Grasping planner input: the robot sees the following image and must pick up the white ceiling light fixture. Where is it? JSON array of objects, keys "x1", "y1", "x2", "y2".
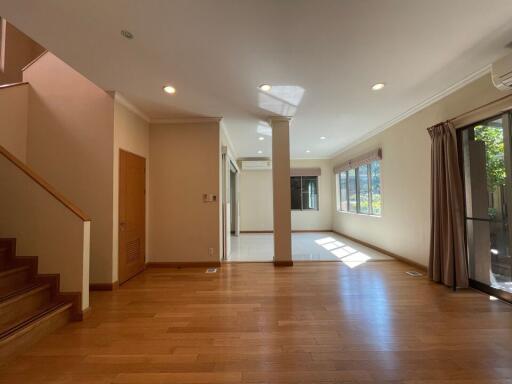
[
  {"x1": 320, "y1": 136, "x2": 327, "y2": 140},
  {"x1": 257, "y1": 150, "x2": 263, "y2": 154},
  {"x1": 371, "y1": 83, "x2": 386, "y2": 91},
  {"x1": 258, "y1": 136, "x2": 265, "y2": 141},
  {"x1": 163, "y1": 85, "x2": 176, "y2": 94},
  {"x1": 259, "y1": 84, "x2": 272, "y2": 92},
  {"x1": 306, "y1": 149, "x2": 311, "y2": 153}
]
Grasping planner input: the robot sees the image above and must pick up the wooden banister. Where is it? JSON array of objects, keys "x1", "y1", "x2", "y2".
[
  {"x1": 0, "y1": 145, "x2": 90, "y2": 221},
  {"x1": 0, "y1": 82, "x2": 28, "y2": 90}
]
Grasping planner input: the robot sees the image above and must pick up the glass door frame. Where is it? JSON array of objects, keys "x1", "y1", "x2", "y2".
[{"x1": 457, "y1": 112, "x2": 512, "y2": 304}]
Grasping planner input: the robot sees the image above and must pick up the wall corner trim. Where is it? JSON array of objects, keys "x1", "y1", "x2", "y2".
[
  {"x1": 21, "y1": 50, "x2": 49, "y2": 72},
  {"x1": 220, "y1": 120, "x2": 238, "y2": 159},
  {"x1": 151, "y1": 117, "x2": 223, "y2": 124},
  {"x1": 113, "y1": 92, "x2": 151, "y2": 122},
  {"x1": 89, "y1": 281, "x2": 119, "y2": 291},
  {"x1": 146, "y1": 261, "x2": 222, "y2": 268}
]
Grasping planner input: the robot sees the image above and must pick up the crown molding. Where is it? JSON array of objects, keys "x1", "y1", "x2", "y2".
[
  {"x1": 113, "y1": 92, "x2": 150, "y2": 123},
  {"x1": 238, "y1": 157, "x2": 272, "y2": 162},
  {"x1": 109, "y1": 93, "x2": 222, "y2": 125},
  {"x1": 268, "y1": 116, "x2": 293, "y2": 125},
  {"x1": 237, "y1": 157, "x2": 330, "y2": 162},
  {"x1": 329, "y1": 65, "x2": 491, "y2": 159},
  {"x1": 291, "y1": 156, "x2": 331, "y2": 161},
  {"x1": 110, "y1": 65, "x2": 489, "y2": 162},
  {"x1": 151, "y1": 117, "x2": 223, "y2": 124}
]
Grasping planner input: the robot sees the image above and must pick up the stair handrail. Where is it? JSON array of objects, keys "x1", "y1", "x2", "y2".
[
  {"x1": 0, "y1": 144, "x2": 90, "y2": 221},
  {"x1": 0, "y1": 82, "x2": 29, "y2": 90}
]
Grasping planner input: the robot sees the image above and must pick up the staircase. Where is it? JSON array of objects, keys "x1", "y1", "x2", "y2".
[{"x1": 0, "y1": 238, "x2": 75, "y2": 360}]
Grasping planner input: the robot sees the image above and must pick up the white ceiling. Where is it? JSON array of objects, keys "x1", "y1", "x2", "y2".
[{"x1": 2, "y1": 0, "x2": 512, "y2": 158}]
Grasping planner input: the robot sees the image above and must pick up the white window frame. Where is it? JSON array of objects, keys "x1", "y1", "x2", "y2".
[
  {"x1": 291, "y1": 175, "x2": 319, "y2": 211},
  {"x1": 337, "y1": 160, "x2": 381, "y2": 217}
]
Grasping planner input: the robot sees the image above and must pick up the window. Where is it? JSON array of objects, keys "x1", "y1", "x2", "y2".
[
  {"x1": 371, "y1": 161, "x2": 381, "y2": 215},
  {"x1": 347, "y1": 169, "x2": 357, "y2": 212},
  {"x1": 337, "y1": 160, "x2": 381, "y2": 216},
  {"x1": 290, "y1": 176, "x2": 319, "y2": 210},
  {"x1": 339, "y1": 172, "x2": 348, "y2": 211},
  {"x1": 358, "y1": 165, "x2": 369, "y2": 214}
]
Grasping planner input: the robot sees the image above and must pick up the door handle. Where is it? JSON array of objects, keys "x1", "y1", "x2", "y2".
[{"x1": 120, "y1": 222, "x2": 127, "y2": 231}]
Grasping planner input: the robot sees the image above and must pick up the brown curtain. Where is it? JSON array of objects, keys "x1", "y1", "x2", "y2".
[{"x1": 428, "y1": 122, "x2": 469, "y2": 288}]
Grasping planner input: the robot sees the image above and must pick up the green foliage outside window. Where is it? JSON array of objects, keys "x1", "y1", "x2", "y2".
[{"x1": 474, "y1": 124, "x2": 506, "y2": 193}]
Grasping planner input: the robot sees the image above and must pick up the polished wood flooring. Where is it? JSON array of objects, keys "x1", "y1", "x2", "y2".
[{"x1": 0, "y1": 261, "x2": 512, "y2": 383}]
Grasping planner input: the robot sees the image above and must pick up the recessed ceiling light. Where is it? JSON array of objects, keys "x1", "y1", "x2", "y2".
[
  {"x1": 371, "y1": 83, "x2": 385, "y2": 91},
  {"x1": 305, "y1": 149, "x2": 311, "y2": 153},
  {"x1": 163, "y1": 85, "x2": 176, "y2": 94},
  {"x1": 121, "y1": 30, "x2": 134, "y2": 39},
  {"x1": 320, "y1": 136, "x2": 327, "y2": 140},
  {"x1": 258, "y1": 136, "x2": 265, "y2": 141},
  {"x1": 257, "y1": 150, "x2": 263, "y2": 154},
  {"x1": 259, "y1": 84, "x2": 272, "y2": 92}
]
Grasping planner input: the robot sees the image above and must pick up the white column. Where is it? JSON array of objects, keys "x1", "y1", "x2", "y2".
[{"x1": 270, "y1": 117, "x2": 292, "y2": 266}]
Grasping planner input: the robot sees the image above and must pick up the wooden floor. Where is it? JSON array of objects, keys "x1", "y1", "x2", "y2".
[{"x1": 0, "y1": 261, "x2": 512, "y2": 383}]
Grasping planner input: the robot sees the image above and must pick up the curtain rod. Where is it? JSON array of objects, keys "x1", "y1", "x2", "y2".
[{"x1": 448, "y1": 92, "x2": 512, "y2": 123}]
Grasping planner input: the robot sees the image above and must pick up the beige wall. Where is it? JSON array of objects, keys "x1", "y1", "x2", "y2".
[
  {"x1": 0, "y1": 83, "x2": 28, "y2": 160},
  {"x1": 331, "y1": 74, "x2": 510, "y2": 267},
  {"x1": 23, "y1": 52, "x2": 115, "y2": 284},
  {"x1": 0, "y1": 21, "x2": 45, "y2": 85},
  {"x1": 0, "y1": 156, "x2": 89, "y2": 310},
  {"x1": 239, "y1": 159, "x2": 332, "y2": 231},
  {"x1": 149, "y1": 122, "x2": 221, "y2": 263},
  {"x1": 239, "y1": 168, "x2": 273, "y2": 231},
  {"x1": 112, "y1": 97, "x2": 150, "y2": 281}
]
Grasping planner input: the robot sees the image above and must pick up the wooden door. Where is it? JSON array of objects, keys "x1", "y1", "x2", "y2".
[{"x1": 119, "y1": 150, "x2": 146, "y2": 284}]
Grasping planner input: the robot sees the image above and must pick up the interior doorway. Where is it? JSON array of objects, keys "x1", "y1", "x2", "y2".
[
  {"x1": 459, "y1": 112, "x2": 512, "y2": 303},
  {"x1": 230, "y1": 163, "x2": 239, "y2": 236},
  {"x1": 222, "y1": 148, "x2": 239, "y2": 261},
  {"x1": 118, "y1": 149, "x2": 146, "y2": 284}
]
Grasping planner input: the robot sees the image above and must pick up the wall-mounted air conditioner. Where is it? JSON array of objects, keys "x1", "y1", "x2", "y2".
[
  {"x1": 240, "y1": 160, "x2": 272, "y2": 171},
  {"x1": 492, "y1": 52, "x2": 512, "y2": 91}
]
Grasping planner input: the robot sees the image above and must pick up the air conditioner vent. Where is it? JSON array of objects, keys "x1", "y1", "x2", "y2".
[
  {"x1": 241, "y1": 160, "x2": 272, "y2": 171},
  {"x1": 492, "y1": 52, "x2": 512, "y2": 91}
]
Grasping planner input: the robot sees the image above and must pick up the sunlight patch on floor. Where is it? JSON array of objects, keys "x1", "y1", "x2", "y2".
[
  {"x1": 228, "y1": 232, "x2": 393, "y2": 262},
  {"x1": 315, "y1": 236, "x2": 371, "y2": 268}
]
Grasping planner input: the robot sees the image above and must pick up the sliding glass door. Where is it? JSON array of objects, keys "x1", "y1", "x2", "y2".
[{"x1": 459, "y1": 113, "x2": 512, "y2": 302}]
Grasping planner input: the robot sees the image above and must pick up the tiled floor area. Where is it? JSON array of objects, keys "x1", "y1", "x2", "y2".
[{"x1": 228, "y1": 232, "x2": 393, "y2": 265}]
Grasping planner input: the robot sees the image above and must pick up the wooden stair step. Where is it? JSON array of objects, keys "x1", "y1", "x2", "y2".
[
  {"x1": 0, "y1": 281, "x2": 45, "y2": 302},
  {"x1": 0, "y1": 239, "x2": 15, "y2": 269},
  {"x1": 0, "y1": 301, "x2": 72, "y2": 361},
  {"x1": 0, "y1": 239, "x2": 77, "y2": 362},
  {"x1": 0, "y1": 283, "x2": 53, "y2": 329},
  {"x1": 0, "y1": 301, "x2": 72, "y2": 343},
  {"x1": 0, "y1": 266, "x2": 32, "y2": 295}
]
